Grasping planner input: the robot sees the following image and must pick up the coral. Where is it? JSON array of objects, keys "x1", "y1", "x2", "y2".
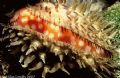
[{"x1": 104, "y1": 2, "x2": 120, "y2": 78}]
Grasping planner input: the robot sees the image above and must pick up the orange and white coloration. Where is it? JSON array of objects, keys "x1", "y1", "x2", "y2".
[
  {"x1": 12, "y1": 2, "x2": 110, "y2": 58},
  {"x1": 1, "y1": 0, "x2": 115, "y2": 78}
]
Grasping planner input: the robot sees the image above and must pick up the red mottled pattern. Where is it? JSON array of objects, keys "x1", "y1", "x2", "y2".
[{"x1": 12, "y1": 8, "x2": 110, "y2": 57}]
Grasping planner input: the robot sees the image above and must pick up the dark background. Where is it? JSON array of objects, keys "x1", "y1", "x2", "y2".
[{"x1": 0, "y1": 0, "x2": 118, "y2": 24}]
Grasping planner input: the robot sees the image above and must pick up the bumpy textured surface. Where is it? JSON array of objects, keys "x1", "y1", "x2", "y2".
[
  {"x1": 104, "y1": 2, "x2": 120, "y2": 78},
  {"x1": 1, "y1": 24, "x2": 113, "y2": 78},
  {"x1": 0, "y1": 0, "x2": 119, "y2": 78}
]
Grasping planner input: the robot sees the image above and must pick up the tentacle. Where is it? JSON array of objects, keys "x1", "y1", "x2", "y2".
[{"x1": 2, "y1": 25, "x2": 114, "y2": 78}]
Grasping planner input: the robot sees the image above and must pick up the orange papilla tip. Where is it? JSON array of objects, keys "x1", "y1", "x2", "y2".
[
  {"x1": 91, "y1": 44, "x2": 96, "y2": 51},
  {"x1": 83, "y1": 40, "x2": 91, "y2": 52},
  {"x1": 28, "y1": 20, "x2": 39, "y2": 30},
  {"x1": 59, "y1": 28, "x2": 74, "y2": 43},
  {"x1": 17, "y1": 16, "x2": 29, "y2": 26},
  {"x1": 47, "y1": 25, "x2": 61, "y2": 40},
  {"x1": 40, "y1": 19, "x2": 48, "y2": 33}
]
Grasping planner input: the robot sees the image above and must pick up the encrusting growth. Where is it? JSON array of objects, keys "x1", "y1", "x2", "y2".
[{"x1": 104, "y1": 2, "x2": 120, "y2": 78}]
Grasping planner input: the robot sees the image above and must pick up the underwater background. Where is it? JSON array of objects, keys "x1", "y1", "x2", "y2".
[{"x1": 0, "y1": 0, "x2": 120, "y2": 78}]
